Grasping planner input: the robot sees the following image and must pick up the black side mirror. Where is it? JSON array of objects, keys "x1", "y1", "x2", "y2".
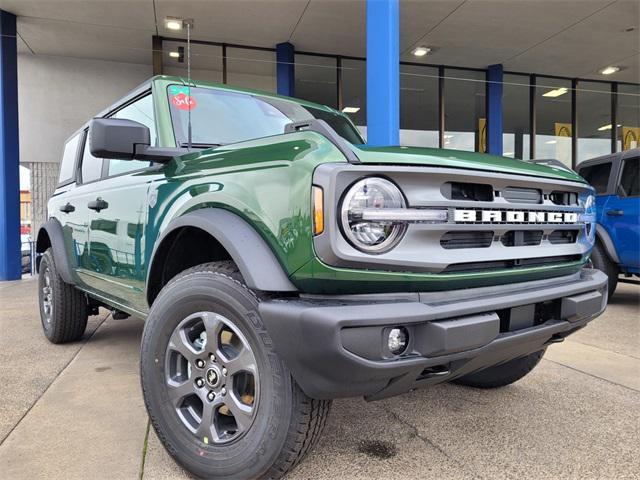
[
  {"x1": 90, "y1": 118, "x2": 150, "y2": 160},
  {"x1": 89, "y1": 118, "x2": 185, "y2": 163}
]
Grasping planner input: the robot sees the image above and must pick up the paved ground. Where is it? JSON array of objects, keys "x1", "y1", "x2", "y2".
[{"x1": 0, "y1": 277, "x2": 638, "y2": 479}]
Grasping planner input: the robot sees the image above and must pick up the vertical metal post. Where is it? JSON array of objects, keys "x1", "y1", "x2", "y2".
[
  {"x1": 366, "y1": 0, "x2": 399, "y2": 146},
  {"x1": 152, "y1": 36, "x2": 163, "y2": 75},
  {"x1": 0, "y1": 10, "x2": 21, "y2": 280},
  {"x1": 486, "y1": 64, "x2": 503, "y2": 155},
  {"x1": 438, "y1": 66, "x2": 445, "y2": 149},
  {"x1": 611, "y1": 83, "x2": 618, "y2": 152},
  {"x1": 571, "y1": 78, "x2": 577, "y2": 167},
  {"x1": 276, "y1": 42, "x2": 295, "y2": 97},
  {"x1": 336, "y1": 56, "x2": 343, "y2": 111},
  {"x1": 222, "y1": 44, "x2": 228, "y2": 84},
  {"x1": 529, "y1": 74, "x2": 536, "y2": 159}
]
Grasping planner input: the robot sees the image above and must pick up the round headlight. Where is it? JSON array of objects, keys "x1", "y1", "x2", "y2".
[{"x1": 340, "y1": 177, "x2": 407, "y2": 253}]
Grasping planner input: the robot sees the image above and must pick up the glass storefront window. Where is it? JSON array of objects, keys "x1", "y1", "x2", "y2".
[
  {"x1": 163, "y1": 41, "x2": 223, "y2": 83},
  {"x1": 444, "y1": 69, "x2": 485, "y2": 152},
  {"x1": 576, "y1": 81, "x2": 612, "y2": 163},
  {"x1": 535, "y1": 77, "x2": 572, "y2": 165},
  {"x1": 295, "y1": 55, "x2": 337, "y2": 109},
  {"x1": 400, "y1": 65, "x2": 438, "y2": 148},
  {"x1": 227, "y1": 47, "x2": 276, "y2": 92},
  {"x1": 341, "y1": 59, "x2": 366, "y2": 138},
  {"x1": 502, "y1": 74, "x2": 530, "y2": 159},
  {"x1": 617, "y1": 84, "x2": 640, "y2": 152}
]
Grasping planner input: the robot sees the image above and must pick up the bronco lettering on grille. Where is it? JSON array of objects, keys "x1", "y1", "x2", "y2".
[{"x1": 453, "y1": 209, "x2": 579, "y2": 223}]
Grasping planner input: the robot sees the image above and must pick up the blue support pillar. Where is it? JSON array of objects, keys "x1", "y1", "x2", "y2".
[
  {"x1": 366, "y1": 0, "x2": 399, "y2": 146},
  {"x1": 0, "y1": 10, "x2": 21, "y2": 280},
  {"x1": 486, "y1": 63, "x2": 503, "y2": 155},
  {"x1": 276, "y1": 42, "x2": 295, "y2": 97}
]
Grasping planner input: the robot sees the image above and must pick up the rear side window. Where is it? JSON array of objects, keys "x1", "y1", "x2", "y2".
[
  {"x1": 619, "y1": 157, "x2": 639, "y2": 197},
  {"x1": 578, "y1": 162, "x2": 611, "y2": 194},
  {"x1": 58, "y1": 134, "x2": 81, "y2": 184}
]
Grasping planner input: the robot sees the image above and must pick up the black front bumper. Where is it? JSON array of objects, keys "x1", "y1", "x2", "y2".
[{"x1": 259, "y1": 269, "x2": 608, "y2": 401}]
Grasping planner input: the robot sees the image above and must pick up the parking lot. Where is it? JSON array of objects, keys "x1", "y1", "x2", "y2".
[{"x1": 0, "y1": 277, "x2": 638, "y2": 479}]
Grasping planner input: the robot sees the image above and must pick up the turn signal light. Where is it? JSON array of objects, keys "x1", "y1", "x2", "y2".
[{"x1": 312, "y1": 186, "x2": 324, "y2": 235}]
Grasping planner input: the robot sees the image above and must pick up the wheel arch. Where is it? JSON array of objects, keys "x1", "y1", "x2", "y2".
[
  {"x1": 146, "y1": 209, "x2": 297, "y2": 306},
  {"x1": 595, "y1": 224, "x2": 620, "y2": 264},
  {"x1": 36, "y1": 219, "x2": 76, "y2": 284}
]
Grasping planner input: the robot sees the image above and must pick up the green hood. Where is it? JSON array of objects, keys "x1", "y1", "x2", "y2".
[{"x1": 354, "y1": 145, "x2": 585, "y2": 183}]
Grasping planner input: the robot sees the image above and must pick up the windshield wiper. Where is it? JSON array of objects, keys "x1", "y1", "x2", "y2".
[{"x1": 179, "y1": 142, "x2": 223, "y2": 148}]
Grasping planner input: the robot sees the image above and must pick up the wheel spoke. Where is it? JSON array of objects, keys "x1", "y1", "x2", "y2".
[
  {"x1": 201, "y1": 312, "x2": 223, "y2": 354},
  {"x1": 168, "y1": 329, "x2": 198, "y2": 364},
  {"x1": 197, "y1": 395, "x2": 223, "y2": 441},
  {"x1": 225, "y1": 346, "x2": 257, "y2": 376},
  {"x1": 166, "y1": 380, "x2": 195, "y2": 406},
  {"x1": 226, "y1": 392, "x2": 254, "y2": 433}
]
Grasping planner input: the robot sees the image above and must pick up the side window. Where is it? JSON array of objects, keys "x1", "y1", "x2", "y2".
[
  {"x1": 619, "y1": 157, "x2": 639, "y2": 197},
  {"x1": 578, "y1": 162, "x2": 611, "y2": 194},
  {"x1": 58, "y1": 134, "x2": 81, "y2": 184},
  {"x1": 80, "y1": 132, "x2": 103, "y2": 184},
  {"x1": 106, "y1": 94, "x2": 156, "y2": 177}
]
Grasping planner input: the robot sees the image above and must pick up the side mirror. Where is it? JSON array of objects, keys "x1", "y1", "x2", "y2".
[
  {"x1": 89, "y1": 118, "x2": 184, "y2": 163},
  {"x1": 90, "y1": 118, "x2": 150, "y2": 160}
]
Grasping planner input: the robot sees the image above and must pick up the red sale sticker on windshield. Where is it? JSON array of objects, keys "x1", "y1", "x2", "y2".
[{"x1": 171, "y1": 92, "x2": 197, "y2": 111}]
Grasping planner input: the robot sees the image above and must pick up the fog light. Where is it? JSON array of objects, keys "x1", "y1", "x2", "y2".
[{"x1": 388, "y1": 327, "x2": 409, "y2": 355}]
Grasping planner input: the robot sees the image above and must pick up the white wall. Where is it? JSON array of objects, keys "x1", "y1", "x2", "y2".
[{"x1": 18, "y1": 54, "x2": 152, "y2": 165}]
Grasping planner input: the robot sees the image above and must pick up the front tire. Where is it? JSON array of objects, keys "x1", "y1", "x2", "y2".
[
  {"x1": 38, "y1": 248, "x2": 88, "y2": 343},
  {"x1": 140, "y1": 262, "x2": 331, "y2": 479},
  {"x1": 453, "y1": 350, "x2": 545, "y2": 389},
  {"x1": 590, "y1": 241, "x2": 618, "y2": 297}
]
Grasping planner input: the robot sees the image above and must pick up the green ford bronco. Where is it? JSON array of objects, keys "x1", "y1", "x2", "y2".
[{"x1": 37, "y1": 76, "x2": 607, "y2": 479}]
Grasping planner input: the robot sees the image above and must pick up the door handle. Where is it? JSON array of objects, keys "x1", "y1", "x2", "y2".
[
  {"x1": 87, "y1": 198, "x2": 109, "y2": 212},
  {"x1": 59, "y1": 202, "x2": 75, "y2": 213},
  {"x1": 606, "y1": 209, "x2": 624, "y2": 216}
]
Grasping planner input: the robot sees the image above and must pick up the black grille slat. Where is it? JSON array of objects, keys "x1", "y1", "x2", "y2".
[
  {"x1": 500, "y1": 230, "x2": 543, "y2": 247},
  {"x1": 502, "y1": 187, "x2": 542, "y2": 204},
  {"x1": 441, "y1": 255, "x2": 582, "y2": 273},
  {"x1": 549, "y1": 230, "x2": 578, "y2": 244},
  {"x1": 440, "y1": 231, "x2": 493, "y2": 249}
]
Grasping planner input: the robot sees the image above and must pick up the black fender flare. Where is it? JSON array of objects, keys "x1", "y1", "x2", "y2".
[
  {"x1": 147, "y1": 209, "x2": 298, "y2": 300},
  {"x1": 595, "y1": 225, "x2": 620, "y2": 264},
  {"x1": 36, "y1": 218, "x2": 76, "y2": 284}
]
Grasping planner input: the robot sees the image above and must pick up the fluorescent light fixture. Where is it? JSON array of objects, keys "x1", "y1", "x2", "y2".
[
  {"x1": 546, "y1": 140, "x2": 557, "y2": 145},
  {"x1": 599, "y1": 66, "x2": 620, "y2": 75},
  {"x1": 342, "y1": 107, "x2": 360, "y2": 114},
  {"x1": 444, "y1": 134, "x2": 454, "y2": 139},
  {"x1": 169, "y1": 51, "x2": 180, "y2": 58},
  {"x1": 597, "y1": 123, "x2": 621, "y2": 131},
  {"x1": 542, "y1": 87, "x2": 568, "y2": 98},
  {"x1": 165, "y1": 17, "x2": 183, "y2": 30},
  {"x1": 504, "y1": 152, "x2": 514, "y2": 156},
  {"x1": 411, "y1": 46, "x2": 431, "y2": 57}
]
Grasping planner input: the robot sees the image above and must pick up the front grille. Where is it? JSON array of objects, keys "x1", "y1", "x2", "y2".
[
  {"x1": 441, "y1": 255, "x2": 582, "y2": 273},
  {"x1": 440, "y1": 231, "x2": 493, "y2": 249},
  {"x1": 549, "y1": 230, "x2": 578, "y2": 244},
  {"x1": 502, "y1": 187, "x2": 542, "y2": 204},
  {"x1": 550, "y1": 191, "x2": 579, "y2": 206},
  {"x1": 443, "y1": 182, "x2": 493, "y2": 202},
  {"x1": 500, "y1": 230, "x2": 543, "y2": 247}
]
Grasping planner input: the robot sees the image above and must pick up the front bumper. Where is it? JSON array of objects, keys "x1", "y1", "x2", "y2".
[{"x1": 259, "y1": 268, "x2": 608, "y2": 400}]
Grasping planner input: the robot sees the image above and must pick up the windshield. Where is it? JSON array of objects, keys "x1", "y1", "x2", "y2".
[{"x1": 167, "y1": 85, "x2": 363, "y2": 147}]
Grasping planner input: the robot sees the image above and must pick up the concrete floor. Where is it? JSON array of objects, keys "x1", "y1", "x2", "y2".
[{"x1": 0, "y1": 278, "x2": 638, "y2": 479}]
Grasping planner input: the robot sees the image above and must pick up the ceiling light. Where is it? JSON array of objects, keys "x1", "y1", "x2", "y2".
[
  {"x1": 165, "y1": 17, "x2": 183, "y2": 30},
  {"x1": 169, "y1": 51, "x2": 180, "y2": 58},
  {"x1": 546, "y1": 140, "x2": 557, "y2": 145},
  {"x1": 411, "y1": 46, "x2": 431, "y2": 57},
  {"x1": 597, "y1": 123, "x2": 621, "y2": 131},
  {"x1": 342, "y1": 107, "x2": 360, "y2": 113},
  {"x1": 542, "y1": 87, "x2": 568, "y2": 98},
  {"x1": 503, "y1": 152, "x2": 514, "y2": 156},
  {"x1": 599, "y1": 66, "x2": 620, "y2": 75}
]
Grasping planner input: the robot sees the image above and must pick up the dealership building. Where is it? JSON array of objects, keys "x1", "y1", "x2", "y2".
[{"x1": 0, "y1": 0, "x2": 638, "y2": 280}]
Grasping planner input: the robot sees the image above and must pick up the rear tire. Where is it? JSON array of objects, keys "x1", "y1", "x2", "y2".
[
  {"x1": 38, "y1": 248, "x2": 88, "y2": 343},
  {"x1": 453, "y1": 350, "x2": 545, "y2": 389},
  {"x1": 591, "y1": 241, "x2": 618, "y2": 297},
  {"x1": 140, "y1": 261, "x2": 331, "y2": 479}
]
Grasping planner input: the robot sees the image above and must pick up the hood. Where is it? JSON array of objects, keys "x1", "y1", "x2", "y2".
[{"x1": 354, "y1": 145, "x2": 585, "y2": 183}]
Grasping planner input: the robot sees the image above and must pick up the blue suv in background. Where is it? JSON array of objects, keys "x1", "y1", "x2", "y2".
[{"x1": 577, "y1": 150, "x2": 639, "y2": 296}]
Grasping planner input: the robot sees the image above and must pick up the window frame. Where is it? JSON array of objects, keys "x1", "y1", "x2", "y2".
[
  {"x1": 76, "y1": 128, "x2": 105, "y2": 186},
  {"x1": 56, "y1": 132, "x2": 83, "y2": 188},
  {"x1": 577, "y1": 159, "x2": 614, "y2": 195},
  {"x1": 616, "y1": 155, "x2": 639, "y2": 198}
]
